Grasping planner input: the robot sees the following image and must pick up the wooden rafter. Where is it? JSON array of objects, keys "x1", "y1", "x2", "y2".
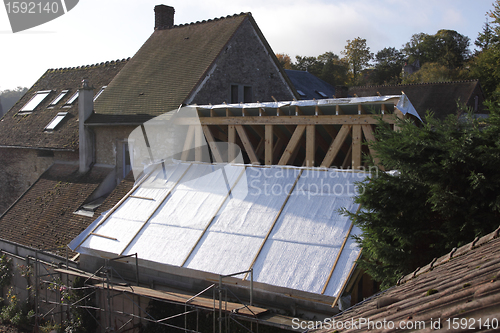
[
  {"x1": 362, "y1": 124, "x2": 385, "y2": 171},
  {"x1": 320, "y1": 124, "x2": 351, "y2": 168},
  {"x1": 265, "y1": 125, "x2": 273, "y2": 165},
  {"x1": 278, "y1": 125, "x2": 306, "y2": 165},
  {"x1": 202, "y1": 125, "x2": 223, "y2": 163},
  {"x1": 235, "y1": 125, "x2": 260, "y2": 164}
]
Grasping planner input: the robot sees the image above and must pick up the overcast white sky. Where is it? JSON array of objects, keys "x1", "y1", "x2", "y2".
[{"x1": 0, "y1": 0, "x2": 495, "y2": 91}]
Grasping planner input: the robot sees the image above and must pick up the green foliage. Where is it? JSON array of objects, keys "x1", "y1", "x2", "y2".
[
  {"x1": 341, "y1": 37, "x2": 373, "y2": 83},
  {"x1": 402, "y1": 62, "x2": 471, "y2": 84},
  {"x1": 371, "y1": 47, "x2": 404, "y2": 85},
  {"x1": 342, "y1": 105, "x2": 500, "y2": 289},
  {"x1": 0, "y1": 287, "x2": 33, "y2": 327},
  {"x1": 402, "y1": 30, "x2": 470, "y2": 70},
  {"x1": 0, "y1": 255, "x2": 13, "y2": 288}
]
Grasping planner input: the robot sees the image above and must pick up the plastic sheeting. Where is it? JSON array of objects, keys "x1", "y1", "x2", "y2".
[{"x1": 73, "y1": 162, "x2": 367, "y2": 298}]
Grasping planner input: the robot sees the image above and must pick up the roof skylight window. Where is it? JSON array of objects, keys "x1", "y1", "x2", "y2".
[
  {"x1": 316, "y1": 91, "x2": 328, "y2": 98},
  {"x1": 19, "y1": 90, "x2": 51, "y2": 112},
  {"x1": 93, "y1": 86, "x2": 107, "y2": 101},
  {"x1": 297, "y1": 90, "x2": 306, "y2": 97},
  {"x1": 44, "y1": 112, "x2": 67, "y2": 131},
  {"x1": 49, "y1": 90, "x2": 69, "y2": 106},
  {"x1": 64, "y1": 91, "x2": 79, "y2": 106}
]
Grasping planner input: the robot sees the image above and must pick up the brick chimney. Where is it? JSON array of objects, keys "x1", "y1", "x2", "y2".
[{"x1": 155, "y1": 5, "x2": 174, "y2": 30}]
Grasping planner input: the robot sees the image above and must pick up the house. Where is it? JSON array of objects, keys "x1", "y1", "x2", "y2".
[
  {"x1": 0, "y1": 60, "x2": 128, "y2": 215},
  {"x1": 285, "y1": 69, "x2": 336, "y2": 100},
  {"x1": 349, "y1": 80, "x2": 485, "y2": 120},
  {"x1": 85, "y1": 5, "x2": 297, "y2": 179},
  {"x1": 0, "y1": 4, "x2": 296, "y2": 216},
  {"x1": 311, "y1": 224, "x2": 500, "y2": 332}
]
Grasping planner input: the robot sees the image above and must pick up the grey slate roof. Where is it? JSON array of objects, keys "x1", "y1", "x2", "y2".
[
  {"x1": 285, "y1": 69, "x2": 336, "y2": 100},
  {"x1": 349, "y1": 80, "x2": 485, "y2": 120},
  {"x1": 0, "y1": 60, "x2": 128, "y2": 150}
]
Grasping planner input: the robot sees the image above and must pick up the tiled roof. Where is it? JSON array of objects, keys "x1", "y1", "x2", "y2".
[
  {"x1": 0, "y1": 163, "x2": 111, "y2": 256},
  {"x1": 93, "y1": 13, "x2": 249, "y2": 117},
  {"x1": 0, "y1": 162, "x2": 135, "y2": 257},
  {"x1": 349, "y1": 80, "x2": 485, "y2": 120},
  {"x1": 314, "y1": 225, "x2": 500, "y2": 332},
  {"x1": 0, "y1": 59, "x2": 128, "y2": 150},
  {"x1": 285, "y1": 70, "x2": 336, "y2": 100}
]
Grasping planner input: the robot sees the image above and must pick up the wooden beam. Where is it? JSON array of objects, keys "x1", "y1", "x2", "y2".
[
  {"x1": 320, "y1": 124, "x2": 351, "y2": 168},
  {"x1": 235, "y1": 125, "x2": 260, "y2": 164},
  {"x1": 342, "y1": 146, "x2": 352, "y2": 169},
  {"x1": 181, "y1": 125, "x2": 195, "y2": 161},
  {"x1": 265, "y1": 125, "x2": 273, "y2": 165},
  {"x1": 195, "y1": 125, "x2": 203, "y2": 162},
  {"x1": 278, "y1": 125, "x2": 306, "y2": 165},
  {"x1": 202, "y1": 125, "x2": 223, "y2": 163},
  {"x1": 362, "y1": 124, "x2": 385, "y2": 171},
  {"x1": 228, "y1": 125, "x2": 236, "y2": 163},
  {"x1": 352, "y1": 125, "x2": 362, "y2": 169},
  {"x1": 174, "y1": 114, "x2": 397, "y2": 126},
  {"x1": 306, "y1": 125, "x2": 315, "y2": 167}
]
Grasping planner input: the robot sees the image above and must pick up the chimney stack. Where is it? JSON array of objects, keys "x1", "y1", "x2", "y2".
[
  {"x1": 155, "y1": 5, "x2": 175, "y2": 30},
  {"x1": 79, "y1": 80, "x2": 94, "y2": 173}
]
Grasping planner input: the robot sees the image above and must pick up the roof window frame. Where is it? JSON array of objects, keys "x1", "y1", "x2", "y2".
[
  {"x1": 49, "y1": 90, "x2": 69, "y2": 107},
  {"x1": 63, "y1": 91, "x2": 79, "y2": 107},
  {"x1": 18, "y1": 90, "x2": 52, "y2": 113},
  {"x1": 44, "y1": 111, "x2": 68, "y2": 131},
  {"x1": 93, "y1": 86, "x2": 107, "y2": 101}
]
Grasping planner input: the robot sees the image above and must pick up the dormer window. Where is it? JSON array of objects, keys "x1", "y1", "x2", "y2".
[
  {"x1": 19, "y1": 90, "x2": 51, "y2": 113},
  {"x1": 44, "y1": 112, "x2": 67, "y2": 131},
  {"x1": 93, "y1": 86, "x2": 107, "y2": 101},
  {"x1": 49, "y1": 90, "x2": 69, "y2": 106},
  {"x1": 64, "y1": 91, "x2": 79, "y2": 107}
]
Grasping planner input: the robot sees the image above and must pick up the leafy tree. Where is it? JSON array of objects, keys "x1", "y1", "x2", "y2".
[
  {"x1": 317, "y1": 52, "x2": 349, "y2": 86},
  {"x1": 276, "y1": 53, "x2": 293, "y2": 69},
  {"x1": 471, "y1": 0, "x2": 500, "y2": 101},
  {"x1": 341, "y1": 37, "x2": 373, "y2": 81},
  {"x1": 370, "y1": 47, "x2": 404, "y2": 85},
  {"x1": 402, "y1": 30, "x2": 470, "y2": 70},
  {"x1": 292, "y1": 55, "x2": 323, "y2": 76},
  {"x1": 475, "y1": 19, "x2": 497, "y2": 53},
  {"x1": 342, "y1": 105, "x2": 500, "y2": 288},
  {"x1": 402, "y1": 62, "x2": 470, "y2": 84}
]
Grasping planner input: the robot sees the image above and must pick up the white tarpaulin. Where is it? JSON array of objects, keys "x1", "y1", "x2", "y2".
[{"x1": 71, "y1": 162, "x2": 367, "y2": 298}]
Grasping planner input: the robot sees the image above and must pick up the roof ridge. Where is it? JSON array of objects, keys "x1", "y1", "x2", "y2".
[
  {"x1": 169, "y1": 12, "x2": 250, "y2": 29},
  {"x1": 352, "y1": 79, "x2": 479, "y2": 89},
  {"x1": 48, "y1": 57, "x2": 131, "y2": 72},
  {"x1": 398, "y1": 224, "x2": 500, "y2": 285}
]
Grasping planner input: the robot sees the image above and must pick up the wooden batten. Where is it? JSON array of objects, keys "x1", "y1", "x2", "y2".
[{"x1": 320, "y1": 124, "x2": 351, "y2": 168}]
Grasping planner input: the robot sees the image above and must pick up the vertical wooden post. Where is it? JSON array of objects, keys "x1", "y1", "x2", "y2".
[
  {"x1": 228, "y1": 125, "x2": 236, "y2": 163},
  {"x1": 195, "y1": 125, "x2": 203, "y2": 162},
  {"x1": 265, "y1": 125, "x2": 273, "y2": 165},
  {"x1": 352, "y1": 125, "x2": 362, "y2": 169},
  {"x1": 306, "y1": 125, "x2": 315, "y2": 167}
]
